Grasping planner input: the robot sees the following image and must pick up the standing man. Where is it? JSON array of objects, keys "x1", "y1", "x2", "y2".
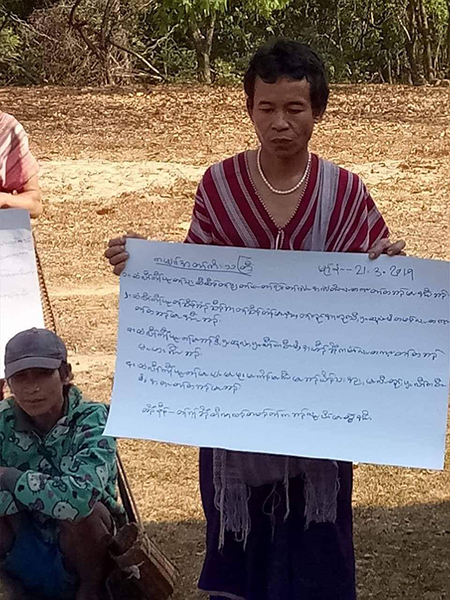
[{"x1": 105, "y1": 39, "x2": 406, "y2": 600}]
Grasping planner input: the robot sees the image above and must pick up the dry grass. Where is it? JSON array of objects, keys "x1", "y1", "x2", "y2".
[{"x1": 0, "y1": 83, "x2": 449, "y2": 600}]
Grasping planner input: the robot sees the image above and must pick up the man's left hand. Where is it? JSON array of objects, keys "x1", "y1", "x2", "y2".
[{"x1": 368, "y1": 238, "x2": 406, "y2": 260}]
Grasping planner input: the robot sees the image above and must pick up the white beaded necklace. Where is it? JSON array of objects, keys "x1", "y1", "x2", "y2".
[{"x1": 257, "y1": 147, "x2": 311, "y2": 195}]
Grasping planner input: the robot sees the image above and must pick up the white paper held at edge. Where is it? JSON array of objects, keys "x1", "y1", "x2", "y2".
[
  {"x1": 105, "y1": 239, "x2": 450, "y2": 470},
  {"x1": 0, "y1": 209, "x2": 44, "y2": 378}
]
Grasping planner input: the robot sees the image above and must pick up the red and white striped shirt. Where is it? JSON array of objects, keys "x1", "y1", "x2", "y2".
[
  {"x1": 0, "y1": 112, "x2": 39, "y2": 193},
  {"x1": 186, "y1": 152, "x2": 388, "y2": 253}
]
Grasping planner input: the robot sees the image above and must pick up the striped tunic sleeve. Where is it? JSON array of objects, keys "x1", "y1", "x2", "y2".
[
  {"x1": 0, "y1": 112, "x2": 39, "y2": 193},
  {"x1": 326, "y1": 169, "x2": 389, "y2": 253},
  {"x1": 185, "y1": 170, "x2": 213, "y2": 245}
]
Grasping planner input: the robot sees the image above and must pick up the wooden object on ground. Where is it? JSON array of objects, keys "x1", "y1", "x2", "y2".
[
  {"x1": 108, "y1": 523, "x2": 178, "y2": 600},
  {"x1": 111, "y1": 454, "x2": 179, "y2": 600}
]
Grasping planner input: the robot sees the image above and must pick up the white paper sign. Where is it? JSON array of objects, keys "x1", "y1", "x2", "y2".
[
  {"x1": 105, "y1": 240, "x2": 450, "y2": 469},
  {"x1": 0, "y1": 209, "x2": 45, "y2": 377}
]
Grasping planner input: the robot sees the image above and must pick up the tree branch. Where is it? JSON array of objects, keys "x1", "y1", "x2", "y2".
[
  {"x1": 109, "y1": 39, "x2": 165, "y2": 80},
  {"x1": 147, "y1": 23, "x2": 179, "y2": 52},
  {"x1": 0, "y1": 9, "x2": 10, "y2": 33},
  {"x1": 8, "y1": 11, "x2": 60, "y2": 42},
  {"x1": 398, "y1": 16, "x2": 412, "y2": 44},
  {"x1": 69, "y1": 0, "x2": 103, "y2": 62},
  {"x1": 69, "y1": 0, "x2": 83, "y2": 30},
  {"x1": 205, "y1": 11, "x2": 216, "y2": 50}
]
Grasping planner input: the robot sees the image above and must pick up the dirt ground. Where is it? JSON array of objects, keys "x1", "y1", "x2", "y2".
[{"x1": 0, "y1": 83, "x2": 449, "y2": 600}]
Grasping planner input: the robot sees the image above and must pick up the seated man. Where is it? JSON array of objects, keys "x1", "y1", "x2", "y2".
[{"x1": 0, "y1": 328, "x2": 123, "y2": 600}]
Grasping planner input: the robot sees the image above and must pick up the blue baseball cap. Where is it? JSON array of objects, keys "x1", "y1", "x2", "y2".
[{"x1": 5, "y1": 328, "x2": 68, "y2": 379}]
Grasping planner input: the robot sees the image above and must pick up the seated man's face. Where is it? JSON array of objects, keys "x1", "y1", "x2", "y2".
[{"x1": 8, "y1": 368, "x2": 64, "y2": 418}]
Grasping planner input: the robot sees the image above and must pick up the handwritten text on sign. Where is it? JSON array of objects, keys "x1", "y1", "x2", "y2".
[
  {"x1": 0, "y1": 209, "x2": 44, "y2": 378},
  {"x1": 105, "y1": 241, "x2": 450, "y2": 469}
]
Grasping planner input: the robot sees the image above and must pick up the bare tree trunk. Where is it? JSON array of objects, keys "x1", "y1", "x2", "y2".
[
  {"x1": 102, "y1": 0, "x2": 135, "y2": 84},
  {"x1": 100, "y1": 0, "x2": 119, "y2": 83},
  {"x1": 335, "y1": 0, "x2": 344, "y2": 52},
  {"x1": 404, "y1": 0, "x2": 423, "y2": 85},
  {"x1": 446, "y1": 0, "x2": 450, "y2": 71},
  {"x1": 387, "y1": 56, "x2": 393, "y2": 84},
  {"x1": 69, "y1": 0, "x2": 162, "y2": 84},
  {"x1": 416, "y1": 0, "x2": 434, "y2": 81},
  {"x1": 189, "y1": 11, "x2": 216, "y2": 84},
  {"x1": 70, "y1": 0, "x2": 109, "y2": 84},
  {"x1": 195, "y1": 47, "x2": 212, "y2": 84}
]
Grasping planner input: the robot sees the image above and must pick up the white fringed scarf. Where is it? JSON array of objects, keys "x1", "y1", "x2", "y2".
[
  {"x1": 213, "y1": 157, "x2": 341, "y2": 550},
  {"x1": 213, "y1": 450, "x2": 339, "y2": 549}
]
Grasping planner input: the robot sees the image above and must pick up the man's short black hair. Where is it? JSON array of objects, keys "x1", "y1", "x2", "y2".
[{"x1": 244, "y1": 39, "x2": 329, "y2": 116}]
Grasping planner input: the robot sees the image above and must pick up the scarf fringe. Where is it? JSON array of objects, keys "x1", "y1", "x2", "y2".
[
  {"x1": 214, "y1": 448, "x2": 251, "y2": 550},
  {"x1": 213, "y1": 449, "x2": 339, "y2": 550},
  {"x1": 303, "y1": 464, "x2": 340, "y2": 528}
]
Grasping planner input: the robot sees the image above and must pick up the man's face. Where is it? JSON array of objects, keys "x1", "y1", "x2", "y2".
[
  {"x1": 8, "y1": 368, "x2": 64, "y2": 418},
  {"x1": 248, "y1": 76, "x2": 320, "y2": 158}
]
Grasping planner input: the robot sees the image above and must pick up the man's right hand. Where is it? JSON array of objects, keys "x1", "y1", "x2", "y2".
[{"x1": 105, "y1": 232, "x2": 146, "y2": 276}]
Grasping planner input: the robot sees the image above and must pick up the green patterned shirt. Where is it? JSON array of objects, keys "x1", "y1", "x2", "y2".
[{"x1": 0, "y1": 386, "x2": 123, "y2": 541}]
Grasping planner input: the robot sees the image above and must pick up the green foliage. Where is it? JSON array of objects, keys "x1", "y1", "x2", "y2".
[
  {"x1": 1, "y1": 0, "x2": 60, "y2": 19},
  {"x1": 0, "y1": 25, "x2": 24, "y2": 84},
  {"x1": 0, "y1": 2, "x2": 116, "y2": 85},
  {"x1": 157, "y1": 0, "x2": 289, "y2": 18},
  {"x1": 1, "y1": 0, "x2": 449, "y2": 85}
]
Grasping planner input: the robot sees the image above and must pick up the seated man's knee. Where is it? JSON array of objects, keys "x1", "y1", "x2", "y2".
[
  {"x1": 58, "y1": 503, "x2": 113, "y2": 591},
  {"x1": 0, "y1": 516, "x2": 15, "y2": 558},
  {"x1": 59, "y1": 502, "x2": 113, "y2": 543},
  {"x1": 89, "y1": 501, "x2": 114, "y2": 529}
]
